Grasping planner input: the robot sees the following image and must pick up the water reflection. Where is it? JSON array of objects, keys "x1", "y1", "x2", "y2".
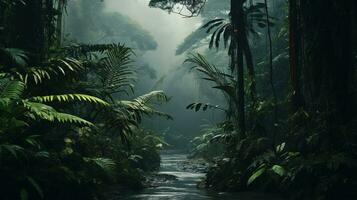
[{"x1": 115, "y1": 151, "x2": 282, "y2": 200}]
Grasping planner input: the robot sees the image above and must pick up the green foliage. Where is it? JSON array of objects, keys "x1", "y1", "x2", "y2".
[
  {"x1": 30, "y1": 94, "x2": 109, "y2": 106},
  {"x1": 189, "y1": 122, "x2": 229, "y2": 161},
  {"x1": 247, "y1": 166, "x2": 266, "y2": 186},
  {"x1": 186, "y1": 102, "x2": 225, "y2": 112},
  {"x1": 149, "y1": 0, "x2": 206, "y2": 17},
  {"x1": 0, "y1": 78, "x2": 110, "y2": 128},
  {"x1": 186, "y1": 53, "x2": 235, "y2": 99},
  {"x1": 23, "y1": 101, "x2": 94, "y2": 126},
  {"x1": 200, "y1": 2, "x2": 275, "y2": 58},
  {"x1": 99, "y1": 43, "x2": 136, "y2": 94},
  {"x1": 128, "y1": 129, "x2": 167, "y2": 171},
  {"x1": 0, "y1": 0, "x2": 173, "y2": 199},
  {"x1": 118, "y1": 90, "x2": 172, "y2": 120},
  {"x1": 84, "y1": 157, "x2": 117, "y2": 175},
  {"x1": 175, "y1": 2, "x2": 274, "y2": 55},
  {"x1": 0, "y1": 47, "x2": 85, "y2": 85},
  {"x1": 0, "y1": 39, "x2": 171, "y2": 199},
  {"x1": 0, "y1": 77, "x2": 111, "y2": 198}
]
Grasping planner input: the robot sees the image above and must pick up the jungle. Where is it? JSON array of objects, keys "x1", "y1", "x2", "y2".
[{"x1": 0, "y1": 0, "x2": 356, "y2": 199}]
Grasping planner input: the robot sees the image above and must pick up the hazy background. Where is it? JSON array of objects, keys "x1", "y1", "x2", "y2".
[{"x1": 65, "y1": 0, "x2": 226, "y2": 137}]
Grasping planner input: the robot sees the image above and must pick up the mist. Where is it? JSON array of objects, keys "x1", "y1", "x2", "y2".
[{"x1": 65, "y1": 0, "x2": 226, "y2": 136}]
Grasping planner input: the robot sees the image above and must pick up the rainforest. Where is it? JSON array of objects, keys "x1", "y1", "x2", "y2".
[{"x1": 0, "y1": 0, "x2": 356, "y2": 200}]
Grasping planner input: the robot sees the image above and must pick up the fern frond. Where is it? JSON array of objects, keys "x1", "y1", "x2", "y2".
[
  {"x1": 0, "y1": 48, "x2": 28, "y2": 67},
  {"x1": 53, "y1": 113, "x2": 94, "y2": 126},
  {"x1": 117, "y1": 90, "x2": 172, "y2": 121},
  {"x1": 85, "y1": 157, "x2": 116, "y2": 174},
  {"x1": 99, "y1": 44, "x2": 136, "y2": 94},
  {"x1": 133, "y1": 90, "x2": 170, "y2": 105},
  {"x1": 0, "y1": 98, "x2": 11, "y2": 108},
  {"x1": 22, "y1": 101, "x2": 93, "y2": 126},
  {"x1": 30, "y1": 94, "x2": 109, "y2": 106},
  {"x1": 103, "y1": 108, "x2": 136, "y2": 145},
  {"x1": 0, "y1": 144, "x2": 24, "y2": 159},
  {"x1": 0, "y1": 79, "x2": 24, "y2": 99}
]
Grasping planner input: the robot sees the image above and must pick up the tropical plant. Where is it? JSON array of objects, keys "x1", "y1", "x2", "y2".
[
  {"x1": 0, "y1": 0, "x2": 177, "y2": 198},
  {"x1": 0, "y1": 73, "x2": 116, "y2": 199},
  {"x1": 186, "y1": 53, "x2": 235, "y2": 99},
  {"x1": 202, "y1": 3, "x2": 274, "y2": 51},
  {"x1": 0, "y1": 38, "x2": 172, "y2": 199},
  {"x1": 189, "y1": 122, "x2": 229, "y2": 161}
]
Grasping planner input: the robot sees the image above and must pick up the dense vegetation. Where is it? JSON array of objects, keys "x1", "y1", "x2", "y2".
[
  {"x1": 151, "y1": 0, "x2": 357, "y2": 199},
  {"x1": 0, "y1": 1, "x2": 171, "y2": 199},
  {"x1": 1, "y1": 0, "x2": 357, "y2": 200}
]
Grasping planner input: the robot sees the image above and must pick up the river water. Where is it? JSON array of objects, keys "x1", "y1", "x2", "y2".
[{"x1": 111, "y1": 151, "x2": 282, "y2": 200}]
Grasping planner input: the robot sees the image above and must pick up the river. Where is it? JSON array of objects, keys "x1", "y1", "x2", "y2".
[{"x1": 109, "y1": 151, "x2": 283, "y2": 200}]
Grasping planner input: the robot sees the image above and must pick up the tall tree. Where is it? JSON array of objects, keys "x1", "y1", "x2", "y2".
[
  {"x1": 289, "y1": 0, "x2": 303, "y2": 111},
  {"x1": 298, "y1": 0, "x2": 355, "y2": 117},
  {"x1": 231, "y1": 0, "x2": 246, "y2": 135},
  {"x1": 1, "y1": 0, "x2": 66, "y2": 61},
  {"x1": 149, "y1": 0, "x2": 264, "y2": 135}
]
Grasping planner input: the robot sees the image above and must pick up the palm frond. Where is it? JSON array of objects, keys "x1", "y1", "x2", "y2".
[
  {"x1": 202, "y1": 18, "x2": 224, "y2": 29},
  {"x1": 186, "y1": 102, "x2": 226, "y2": 112},
  {"x1": 186, "y1": 53, "x2": 236, "y2": 98},
  {"x1": 47, "y1": 57, "x2": 84, "y2": 75},
  {"x1": 201, "y1": 3, "x2": 273, "y2": 52},
  {"x1": 186, "y1": 53, "x2": 230, "y2": 85},
  {"x1": 15, "y1": 57, "x2": 84, "y2": 84}
]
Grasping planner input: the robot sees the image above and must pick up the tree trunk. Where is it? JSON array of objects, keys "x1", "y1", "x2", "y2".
[
  {"x1": 289, "y1": 0, "x2": 303, "y2": 111},
  {"x1": 231, "y1": 0, "x2": 246, "y2": 136},
  {"x1": 4, "y1": 0, "x2": 46, "y2": 63},
  {"x1": 264, "y1": 0, "x2": 278, "y2": 123},
  {"x1": 56, "y1": 0, "x2": 65, "y2": 46},
  {"x1": 299, "y1": 0, "x2": 356, "y2": 124},
  {"x1": 242, "y1": 35, "x2": 257, "y2": 104}
]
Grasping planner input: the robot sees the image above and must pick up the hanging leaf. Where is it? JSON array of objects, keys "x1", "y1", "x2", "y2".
[
  {"x1": 201, "y1": 18, "x2": 224, "y2": 29},
  {"x1": 195, "y1": 103, "x2": 202, "y2": 112},
  {"x1": 247, "y1": 166, "x2": 266, "y2": 186},
  {"x1": 26, "y1": 176, "x2": 44, "y2": 199},
  {"x1": 271, "y1": 165, "x2": 286, "y2": 176}
]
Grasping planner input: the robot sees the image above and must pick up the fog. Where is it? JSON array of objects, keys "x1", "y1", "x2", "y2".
[
  {"x1": 105, "y1": 0, "x2": 200, "y2": 76},
  {"x1": 65, "y1": 0, "x2": 226, "y2": 137}
]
